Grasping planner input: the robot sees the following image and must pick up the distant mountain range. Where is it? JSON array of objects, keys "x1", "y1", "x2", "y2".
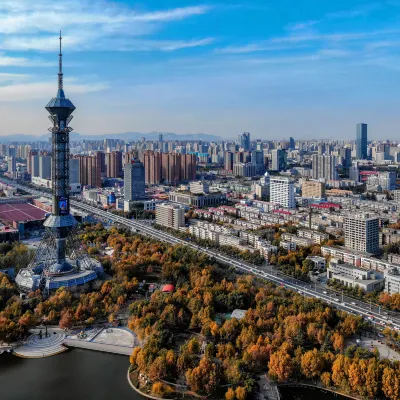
[{"x1": 0, "y1": 132, "x2": 224, "y2": 142}]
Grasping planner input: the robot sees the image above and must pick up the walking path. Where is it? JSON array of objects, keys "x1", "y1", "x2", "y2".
[
  {"x1": 63, "y1": 339, "x2": 133, "y2": 355},
  {"x1": 13, "y1": 327, "x2": 136, "y2": 358},
  {"x1": 257, "y1": 374, "x2": 280, "y2": 400}
]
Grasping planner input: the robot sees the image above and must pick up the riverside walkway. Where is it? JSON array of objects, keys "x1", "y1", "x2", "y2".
[
  {"x1": 63, "y1": 339, "x2": 133, "y2": 355},
  {"x1": 13, "y1": 327, "x2": 136, "y2": 358}
]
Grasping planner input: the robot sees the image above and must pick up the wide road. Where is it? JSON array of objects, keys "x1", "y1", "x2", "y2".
[{"x1": 7, "y1": 180, "x2": 400, "y2": 332}]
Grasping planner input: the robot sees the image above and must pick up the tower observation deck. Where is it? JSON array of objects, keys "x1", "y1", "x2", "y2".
[{"x1": 15, "y1": 33, "x2": 102, "y2": 294}]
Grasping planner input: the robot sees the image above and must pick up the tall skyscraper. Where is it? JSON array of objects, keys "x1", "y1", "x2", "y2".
[
  {"x1": 251, "y1": 150, "x2": 265, "y2": 174},
  {"x1": 76, "y1": 154, "x2": 101, "y2": 187},
  {"x1": 270, "y1": 177, "x2": 295, "y2": 209},
  {"x1": 31, "y1": 154, "x2": 40, "y2": 177},
  {"x1": 39, "y1": 155, "x2": 52, "y2": 179},
  {"x1": 95, "y1": 151, "x2": 106, "y2": 175},
  {"x1": 144, "y1": 150, "x2": 161, "y2": 184},
  {"x1": 344, "y1": 214, "x2": 379, "y2": 254},
  {"x1": 356, "y1": 123, "x2": 368, "y2": 160},
  {"x1": 180, "y1": 153, "x2": 197, "y2": 181},
  {"x1": 224, "y1": 151, "x2": 234, "y2": 171},
  {"x1": 349, "y1": 161, "x2": 360, "y2": 182},
  {"x1": 8, "y1": 157, "x2": 16, "y2": 174},
  {"x1": 124, "y1": 160, "x2": 145, "y2": 201},
  {"x1": 238, "y1": 132, "x2": 250, "y2": 151},
  {"x1": 311, "y1": 154, "x2": 337, "y2": 180},
  {"x1": 339, "y1": 147, "x2": 352, "y2": 168},
  {"x1": 69, "y1": 158, "x2": 80, "y2": 184},
  {"x1": 289, "y1": 137, "x2": 295, "y2": 150},
  {"x1": 27, "y1": 150, "x2": 38, "y2": 175},
  {"x1": 143, "y1": 151, "x2": 195, "y2": 184},
  {"x1": 271, "y1": 149, "x2": 287, "y2": 171},
  {"x1": 106, "y1": 151, "x2": 123, "y2": 178}
]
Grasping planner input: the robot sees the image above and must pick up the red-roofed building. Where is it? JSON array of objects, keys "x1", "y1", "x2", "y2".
[{"x1": 162, "y1": 284, "x2": 175, "y2": 293}]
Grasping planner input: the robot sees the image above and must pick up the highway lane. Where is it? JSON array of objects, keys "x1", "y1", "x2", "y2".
[
  {"x1": 6, "y1": 180, "x2": 400, "y2": 331},
  {"x1": 68, "y1": 199, "x2": 400, "y2": 331}
]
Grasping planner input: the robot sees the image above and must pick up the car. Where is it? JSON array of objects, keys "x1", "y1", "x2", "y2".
[
  {"x1": 351, "y1": 302, "x2": 356, "y2": 306},
  {"x1": 323, "y1": 291, "x2": 327, "y2": 294},
  {"x1": 334, "y1": 298, "x2": 340, "y2": 302}
]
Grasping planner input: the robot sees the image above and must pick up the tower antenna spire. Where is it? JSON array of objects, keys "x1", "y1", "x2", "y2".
[{"x1": 58, "y1": 31, "x2": 63, "y2": 95}]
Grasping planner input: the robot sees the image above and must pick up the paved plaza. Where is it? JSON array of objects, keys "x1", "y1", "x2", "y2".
[
  {"x1": 347, "y1": 336, "x2": 400, "y2": 362},
  {"x1": 92, "y1": 328, "x2": 136, "y2": 347},
  {"x1": 14, "y1": 328, "x2": 67, "y2": 358}
]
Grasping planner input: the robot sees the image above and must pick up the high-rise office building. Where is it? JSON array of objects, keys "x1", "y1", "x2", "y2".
[
  {"x1": 69, "y1": 158, "x2": 80, "y2": 184},
  {"x1": 39, "y1": 155, "x2": 52, "y2": 179},
  {"x1": 8, "y1": 146, "x2": 16, "y2": 158},
  {"x1": 344, "y1": 213, "x2": 379, "y2": 254},
  {"x1": 289, "y1": 137, "x2": 295, "y2": 150},
  {"x1": 251, "y1": 150, "x2": 265, "y2": 174},
  {"x1": 311, "y1": 154, "x2": 337, "y2": 180},
  {"x1": 106, "y1": 151, "x2": 123, "y2": 178},
  {"x1": 31, "y1": 154, "x2": 40, "y2": 177},
  {"x1": 159, "y1": 133, "x2": 163, "y2": 142},
  {"x1": 356, "y1": 123, "x2": 368, "y2": 160},
  {"x1": 224, "y1": 151, "x2": 234, "y2": 171},
  {"x1": 238, "y1": 132, "x2": 250, "y2": 151},
  {"x1": 124, "y1": 160, "x2": 146, "y2": 201},
  {"x1": 8, "y1": 157, "x2": 16, "y2": 173},
  {"x1": 339, "y1": 147, "x2": 352, "y2": 168},
  {"x1": 349, "y1": 161, "x2": 360, "y2": 182},
  {"x1": 270, "y1": 177, "x2": 295, "y2": 209},
  {"x1": 271, "y1": 149, "x2": 287, "y2": 171}
]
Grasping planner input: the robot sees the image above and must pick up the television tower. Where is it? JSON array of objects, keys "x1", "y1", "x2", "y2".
[
  {"x1": 43, "y1": 31, "x2": 77, "y2": 266},
  {"x1": 15, "y1": 33, "x2": 102, "y2": 295}
]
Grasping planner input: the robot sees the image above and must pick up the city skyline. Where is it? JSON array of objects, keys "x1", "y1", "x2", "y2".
[{"x1": 1, "y1": 1, "x2": 400, "y2": 138}]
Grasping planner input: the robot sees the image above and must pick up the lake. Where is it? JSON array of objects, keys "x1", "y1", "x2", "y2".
[{"x1": 0, "y1": 350, "x2": 347, "y2": 400}]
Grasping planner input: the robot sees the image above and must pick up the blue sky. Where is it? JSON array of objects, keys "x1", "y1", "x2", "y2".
[{"x1": 0, "y1": 0, "x2": 400, "y2": 139}]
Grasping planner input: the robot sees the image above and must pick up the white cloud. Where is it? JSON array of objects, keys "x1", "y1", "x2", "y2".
[
  {"x1": 286, "y1": 20, "x2": 319, "y2": 31},
  {"x1": 0, "y1": 1, "x2": 212, "y2": 53},
  {"x1": 0, "y1": 79, "x2": 108, "y2": 102},
  {"x1": 159, "y1": 38, "x2": 214, "y2": 51},
  {"x1": 0, "y1": 2, "x2": 211, "y2": 34},
  {"x1": 0, "y1": 73, "x2": 30, "y2": 82},
  {"x1": 215, "y1": 43, "x2": 282, "y2": 54}
]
